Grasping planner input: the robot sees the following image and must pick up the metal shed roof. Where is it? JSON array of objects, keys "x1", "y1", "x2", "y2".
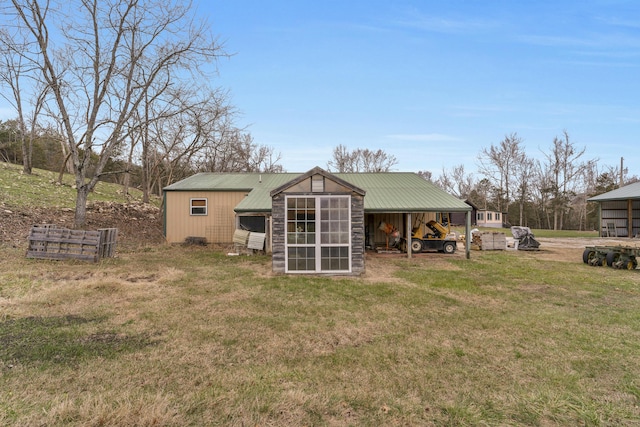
[
  {"x1": 588, "y1": 181, "x2": 640, "y2": 202},
  {"x1": 162, "y1": 172, "x2": 295, "y2": 191},
  {"x1": 164, "y1": 171, "x2": 471, "y2": 213},
  {"x1": 336, "y1": 172, "x2": 470, "y2": 212}
]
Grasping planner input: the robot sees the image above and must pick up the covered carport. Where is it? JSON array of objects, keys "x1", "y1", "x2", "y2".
[
  {"x1": 340, "y1": 173, "x2": 473, "y2": 259},
  {"x1": 588, "y1": 181, "x2": 640, "y2": 238}
]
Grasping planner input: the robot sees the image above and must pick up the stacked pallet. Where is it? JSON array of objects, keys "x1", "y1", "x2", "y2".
[
  {"x1": 26, "y1": 225, "x2": 118, "y2": 262},
  {"x1": 471, "y1": 232, "x2": 506, "y2": 251}
]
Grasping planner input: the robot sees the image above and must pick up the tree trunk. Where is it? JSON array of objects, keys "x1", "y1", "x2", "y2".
[
  {"x1": 123, "y1": 139, "x2": 135, "y2": 197},
  {"x1": 20, "y1": 122, "x2": 32, "y2": 175},
  {"x1": 142, "y1": 156, "x2": 150, "y2": 203},
  {"x1": 123, "y1": 167, "x2": 130, "y2": 196},
  {"x1": 58, "y1": 151, "x2": 72, "y2": 184},
  {"x1": 74, "y1": 184, "x2": 90, "y2": 228},
  {"x1": 519, "y1": 200, "x2": 524, "y2": 226},
  {"x1": 21, "y1": 136, "x2": 32, "y2": 174}
]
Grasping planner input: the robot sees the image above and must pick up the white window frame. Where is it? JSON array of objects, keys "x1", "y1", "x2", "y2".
[
  {"x1": 190, "y1": 198, "x2": 208, "y2": 216},
  {"x1": 285, "y1": 194, "x2": 351, "y2": 273}
]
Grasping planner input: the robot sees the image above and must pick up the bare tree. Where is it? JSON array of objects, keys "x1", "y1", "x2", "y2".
[
  {"x1": 7, "y1": 0, "x2": 226, "y2": 227},
  {"x1": 198, "y1": 126, "x2": 283, "y2": 173},
  {"x1": 142, "y1": 86, "x2": 225, "y2": 201},
  {"x1": 359, "y1": 148, "x2": 398, "y2": 172},
  {"x1": 435, "y1": 164, "x2": 475, "y2": 199},
  {"x1": 477, "y1": 133, "x2": 526, "y2": 213},
  {"x1": 512, "y1": 155, "x2": 536, "y2": 226},
  {"x1": 327, "y1": 144, "x2": 397, "y2": 172},
  {"x1": 0, "y1": 27, "x2": 49, "y2": 174},
  {"x1": 416, "y1": 170, "x2": 433, "y2": 182},
  {"x1": 472, "y1": 178, "x2": 493, "y2": 210},
  {"x1": 542, "y1": 130, "x2": 592, "y2": 230},
  {"x1": 327, "y1": 144, "x2": 355, "y2": 172}
]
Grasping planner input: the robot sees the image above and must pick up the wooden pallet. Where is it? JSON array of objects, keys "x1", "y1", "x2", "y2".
[
  {"x1": 98, "y1": 228, "x2": 118, "y2": 258},
  {"x1": 26, "y1": 225, "x2": 117, "y2": 262}
]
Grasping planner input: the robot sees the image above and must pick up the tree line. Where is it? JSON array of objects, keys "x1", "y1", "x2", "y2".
[
  {"x1": 323, "y1": 136, "x2": 636, "y2": 231},
  {"x1": 431, "y1": 132, "x2": 637, "y2": 231}
]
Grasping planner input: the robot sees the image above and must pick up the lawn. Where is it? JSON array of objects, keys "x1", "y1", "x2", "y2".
[
  {"x1": 1, "y1": 243, "x2": 639, "y2": 426},
  {"x1": 0, "y1": 161, "x2": 156, "y2": 208}
]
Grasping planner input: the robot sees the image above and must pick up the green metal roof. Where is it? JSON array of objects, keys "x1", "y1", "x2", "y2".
[
  {"x1": 335, "y1": 172, "x2": 470, "y2": 212},
  {"x1": 162, "y1": 172, "x2": 294, "y2": 191},
  {"x1": 234, "y1": 174, "x2": 299, "y2": 212},
  {"x1": 588, "y1": 181, "x2": 640, "y2": 202},
  {"x1": 164, "y1": 170, "x2": 471, "y2": 213}
]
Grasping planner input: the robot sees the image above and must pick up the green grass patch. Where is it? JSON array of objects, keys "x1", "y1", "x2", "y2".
[
  {"x1": 0, "y1": 315, "x2": 158, "y2": 367},
  {"x1": 0, "y1": 161, "x2": 158, "y2": 208}
]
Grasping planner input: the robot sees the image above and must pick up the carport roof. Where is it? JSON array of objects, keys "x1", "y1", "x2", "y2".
[
  {"x1": 588, "y1": 181, "x2": 640, "y2": 202},
  {"x1": 164, "y1": 171, "x2": 471, "y2": 213},
  {"x1": 336, "y1": 172, "x2": 470, "y2": 213}
]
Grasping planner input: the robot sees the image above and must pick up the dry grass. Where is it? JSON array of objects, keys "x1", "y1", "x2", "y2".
[{"x1": 1, "y1": 243, "x2": 640, "y2": 426}]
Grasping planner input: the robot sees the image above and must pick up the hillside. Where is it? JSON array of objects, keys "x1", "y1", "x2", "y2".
[{"x1": 0, "y1": 162, "x2": 164, "y2": 249}]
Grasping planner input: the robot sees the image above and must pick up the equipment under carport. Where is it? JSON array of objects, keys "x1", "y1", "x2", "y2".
[
  {"x1": 378, "y1": 221, "x2": 400, "y2": 251},
  {"x1": 399, "y1": 215, "x2": 458, "y2": 254}
]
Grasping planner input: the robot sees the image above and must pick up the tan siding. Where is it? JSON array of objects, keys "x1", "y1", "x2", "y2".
[{"x1": 165, "y1": 191, "x2": 248, "y2": 244}]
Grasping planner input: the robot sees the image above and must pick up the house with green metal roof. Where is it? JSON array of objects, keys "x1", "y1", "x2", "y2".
[
  {"x1": 163, "y1": 166, "x2": 472, "y2": 274},
  {"x1": 588, "y1": 180, "x2": 640, "y2": 238}
]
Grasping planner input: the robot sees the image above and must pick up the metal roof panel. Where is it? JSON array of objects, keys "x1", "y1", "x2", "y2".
[
  {"x1": 165, "y1": 171, "x2": 471, "y2": 213},
  {"x1": 588, "y1": 181, "x2": 640, "y2": 202}
]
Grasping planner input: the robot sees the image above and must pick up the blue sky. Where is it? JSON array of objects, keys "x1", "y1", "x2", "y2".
[
  {"x1": 0, "y1": 1, "x2": 637, "y2": 178},
  {"x1": 202, "y1": 0, "x2": 640, "y2": 177}
]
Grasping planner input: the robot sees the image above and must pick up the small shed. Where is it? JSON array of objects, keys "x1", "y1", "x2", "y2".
[
  {"x1": 588, "y1": 181, "x2": 640, "y2": 238},
  {"x1": 476, "y1": 209, "x2": 506, "y2": 228},
  {"x1": 451, "y1": 200, "x2": 478, "y2": 226}
]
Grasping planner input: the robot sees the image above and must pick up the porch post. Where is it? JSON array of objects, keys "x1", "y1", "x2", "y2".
[
  {"x1": 407, "y1": 212, "x2": 412, "y2": 259},
  {"x1": 628, "y1": 199, "x2": 633, "y2": 238},
  {"x1": 465, "y1": 210, "x2": 471, "y2": 260}
]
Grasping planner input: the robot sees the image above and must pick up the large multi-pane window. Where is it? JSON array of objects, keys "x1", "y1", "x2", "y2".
[{"x1": 286, "y1": 195, "x2": 351, "y2": 273}]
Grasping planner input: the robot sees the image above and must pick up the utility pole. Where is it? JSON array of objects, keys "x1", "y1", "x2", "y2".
[{"x1": 620, "y1": 157, "x2": 624, "y2": 186}]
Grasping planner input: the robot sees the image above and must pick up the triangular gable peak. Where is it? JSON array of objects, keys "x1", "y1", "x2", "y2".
[{"x1": 270, "y1": 166, "x2": 366, "y2": 197}]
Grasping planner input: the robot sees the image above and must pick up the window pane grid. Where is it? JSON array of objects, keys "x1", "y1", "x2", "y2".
[
  {"x1": 285, "y1": 195, "x2": 351, "y2": 273},
  {"x1": 320, "y1": 198, "x2": 349, "y2": 246},
  {"x1": 287, "y1": 197, "x2": 316, "y2": 244},
  {"x1": 321, "y1": 247, "x2": 349, "y2": 271},
  {"x1": 288, "y1": 247, "x2": 315, "y2": 271},
  {"x1": 190, "y1": 198, "x2": 207, "y2": 216}
]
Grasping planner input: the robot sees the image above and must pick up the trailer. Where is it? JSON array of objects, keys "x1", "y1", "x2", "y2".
[{"x1": 582, "y1": 245, "x2": 639, "y2": 270}]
